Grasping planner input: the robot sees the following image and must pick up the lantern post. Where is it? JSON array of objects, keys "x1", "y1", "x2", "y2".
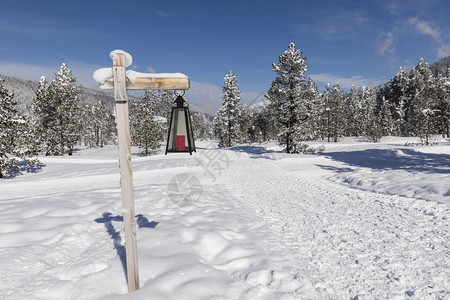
[{"x1": 95, "y1": 50, "x2": 190, "y2": 293}]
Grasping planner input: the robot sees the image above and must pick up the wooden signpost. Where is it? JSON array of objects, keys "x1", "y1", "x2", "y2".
[{"x1": 97, "y1": 50, "x2": 189, "y2": 292}]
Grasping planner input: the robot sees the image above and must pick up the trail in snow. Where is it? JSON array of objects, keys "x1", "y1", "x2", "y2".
[{"x1": 218, "y1": 147, "x2": 450, "y2": 300}]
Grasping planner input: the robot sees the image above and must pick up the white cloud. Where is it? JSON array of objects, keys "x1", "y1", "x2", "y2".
[
  {"x1": 185, "y1": 81, "x2": 222, "y2": 109},
  {"x1": 146, "y1": 66, "x2": 156, "y2": 73},
  {"x1": 377, "y1": 32, "x2": 396, "y2": 55},
  {"x1": 157, "y1": 10, "x2": 175, "y2": 17},
  {"x1": 310, "y1": 73, "x2": 384, "y2": 89},
  {"x1": 407, "y1": 17, "x2": 450, "y2": 58},
  {"x1": 408, "y1": 17, "x2": 441, "y2": 42},
  {"x1": 0, "y1": 61, "x2": 103, "y2": 88}
]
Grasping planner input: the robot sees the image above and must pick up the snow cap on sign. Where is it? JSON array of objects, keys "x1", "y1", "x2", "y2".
[
  {"x1": 93, "y1": 67, "x2": 113, "y2": 85},
  {"x1": 126, "y1": 70, "x2": 188, "y2": 85},
  {"x1": 110, "y1": 49, "x2": 132, "y2": 67}
]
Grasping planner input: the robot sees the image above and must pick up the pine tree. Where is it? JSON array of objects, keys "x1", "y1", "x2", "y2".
[
  {"x1": 378, "y1": 96, "x2": 395, "y2": 136},
  {"x1": 80, "y1": 102, "x2": 116, "y2": 147},
  {"x1": 33, "y1": 64, "x2": 80, "y2": 155},
  {"x1": 389, "y1": 67, "x2": 410, "y2": 135},
  {"x1": 344, "y1": 85, "x2": 360, "y2": 136},
  {"x1": 298, "y1": 77, "x2": 320, "y2": 140},
  {"x1": 434, "y1": 70, "x2": 450, "y2": 137},
  {"x1": 0, "y1": 79, "x2": 39, "y2": 178},
  {"x1": 404, "y1": 59, "x2": 434, "y2": 136},
  {"x1": 361, "y1": 86, "x2": 383, "y2": 142},
  {"x1": 52, "y1": 63, "x2": 80, "y2": 155},
  {"x1": 191, "y1": 111, "x2": 213, "y2": 140},
  {"x1": 214, "y1": 70, "x2": 242, "y2": 147},
  {"x1": 130, "y1": 90, "x2": 163, "y2": 155},
  {"x1": 319, "y1": 83, "x2": 347, "y2": 142},
  {"x1": 266, "y1": 43, "x2": 309, "y2": 153},
  {"x1": 253, "y1": 108, "x2": 272, "y2": 142},
  {"x1": 32, "y1": 76, "x2": 54, "y2": 154}
]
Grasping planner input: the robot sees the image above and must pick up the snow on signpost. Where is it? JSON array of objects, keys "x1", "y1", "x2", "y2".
[{"x1": 93, "y1": 50, "x2": 189, "y2": 293}]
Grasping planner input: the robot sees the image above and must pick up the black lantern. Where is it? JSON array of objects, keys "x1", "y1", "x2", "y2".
[{"x1": 165, "y1": 93, "x2": 196, "y2": 155}]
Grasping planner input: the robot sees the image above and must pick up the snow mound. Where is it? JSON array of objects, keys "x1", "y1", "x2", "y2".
[
  {"x1": 110, "y1": 49, "x2": 132, "y2": 67},
  {"x1": 126, "y1": 70, "x2": 188, "y2": 85},
  {"x1": 93, "y1": 67, "x2": 113, "y2": 85}
]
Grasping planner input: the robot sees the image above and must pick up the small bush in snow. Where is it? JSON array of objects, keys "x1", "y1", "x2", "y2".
[{"x1": 293, "y1": 143, "x2": 325, "y2": 155}]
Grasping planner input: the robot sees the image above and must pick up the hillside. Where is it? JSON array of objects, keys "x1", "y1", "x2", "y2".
[
  {"x1": 430, "y1": 55, "x2": 450, "y2": 77},
  {"x1": 0, "y1": 74, "x2": 216, "y2": 117}
]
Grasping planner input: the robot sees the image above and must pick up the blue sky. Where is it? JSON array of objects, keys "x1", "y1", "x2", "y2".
[{"x1": 1, "y1": 0, "x2": 449, "y2": 108}]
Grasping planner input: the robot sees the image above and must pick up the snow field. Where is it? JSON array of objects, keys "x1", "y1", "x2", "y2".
[
  {"x1": 0, "y1": 143, "x2": 316, "y2": 299},
  {"x1": 218, "y1": 139, "x2": 450, "y2": 299},
  {"x1": 0, "y1": 138, "x2": 449, "y2": 299}
]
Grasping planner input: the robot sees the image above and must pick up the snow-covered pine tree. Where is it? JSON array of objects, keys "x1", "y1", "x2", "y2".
[
  {"x1": 434, "y1": 70, "x2": 450, "y2": 137},
  {"x1": 156, "y1": 90, "x2": 174, "y2": 120},
  {"x1": 378, "y1": 96, "x2": 395, "y2": 136},
  {"x1": 323, "y1": 83, "x2": 346, "y2": 142},
  {"x1": 51, "y1": 63, "x2": 80, "y2": 155},
  {"x1": 130, "y1": 90, "x2": 163, "y2": 155},
  {"x1": 253, "y1": 107, "x2": 273, "y2": 142},
  {"x1": 388, "y1": 67, "x2": 409, "y2": 135},
  {"x1": 266, "y1": 43, "x2": 309, "y2": 152},
  {"x1": 214, "y1": 70, "x2": 242, "y2": 147},
  {"x1": 298, "y1": 77, "x2": 320, "y2": 140},
  {"x1": 191, "y1": 111, "x2": 213, "y2": 140},
  {"x1": 32, "y1": 76, "x2": 55, "y2": 154},
  {"x1": 361, "y1": 86, "x2": 383, "y2": 142},
  {"x1": 344, "y1": 85, "x2": 360, "y2": 136},
  {"x1": 80, "y1": 102, "x2": 116, "y2": 147},
  {"x1": 33, "y1": 64, "x2": 80, "y2": 155},
  {"x1": 0, "y1": 79, "x2": 39, "y2": 178},
  {"x1": 404, "y1": 59, "x2": 434, "y2": 136},
  {"x1": 238, "y1": 105, "x2": 254, "y2": 143}
]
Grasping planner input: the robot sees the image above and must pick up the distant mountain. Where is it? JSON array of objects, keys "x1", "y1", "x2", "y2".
[
  {"x1": 429, "y1": 55, "x2": 450, "y2": 77},
  {"x1": 0, "y1": 74, "x2": 216, "y2": 117}
]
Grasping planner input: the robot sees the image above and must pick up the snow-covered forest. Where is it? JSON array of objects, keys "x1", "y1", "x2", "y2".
[
  {"x1": 1, "y1": 43, "x2": 449, "y2": 299},
  {"x1": 1, "y1": 42, "x2": 449, "y2": 176}
]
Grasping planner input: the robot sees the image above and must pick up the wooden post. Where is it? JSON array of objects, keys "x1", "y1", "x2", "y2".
[
  {"x1": 96, "y1": 49, "x2": 190, "y2": 294},
  {"x1": 112, "y1": 53, "x2": 140, "y2": 292}
]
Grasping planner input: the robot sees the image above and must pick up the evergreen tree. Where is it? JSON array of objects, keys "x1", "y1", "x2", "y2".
[
  {"x1": 32, "y1": 76, "x2": 54, "y2": 154},
  {"x1": 318, "y1": 83, "x2": 347, "y2": 142},
  {"x1": 130, "y1": 90, "x2": 163, "y2": 155},
  {"x1": 214, "y1": 70, "x2": 242, "y2": 147},
  {"x1": 51, "y1": 63, "x2": 80, "y2": 155},
  {"x1": 361, "y1": 86, "x2": 383, "y2": 142},
  {"x1": 266, "y1": 43, "x2": 309, "y2": 153},
  {"x1": 298, "y1": 77, "x2": 320, "y2": 140},
  {"x1": 80, "y1": 102, "x2": 116, "y2": 147},
  {"x1": 404, "y1": 59, "x2": 434, "y2": 136},
  {"x1": 33, "y1": 64, "x2": 80, "y2": 155},
  {"x1": 0, "y1": 79, "x2": 39, "y2": 178},
  {"x1": 238, "y1": 105, "x2": 254, "y2": 143},
  {"x1": 389, "y1": 67, "x2": 410, "y2": 135},
  {"x1": 378, "y1": 96, "x2": 395, "y2": 136},
  {"x1": 344, "y1": 85, "x2": 360, "y2": 136},
  {"x1": 434, "y1": 70, "x2": 450, "y2": 137},
  {"x1": 253, "y1": 107, "x2": 273, "y2": 142},
  {"x1": 191, "y1": 111, "x2": 213, "y2": 140}
]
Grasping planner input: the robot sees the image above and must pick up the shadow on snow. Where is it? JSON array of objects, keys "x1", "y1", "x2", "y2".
[
  {"x1": 2, "y1": 161, "x2": 45, "y2": 179},
  {"x1": 320, "y1": 148, "x2": 450, "y2": 174},
  {"x1": 228, "y1": 145, "x2": 276, "y2": 158},
  {"x1": 95, "y1": 212, "x2": 158, "y2": 283}
]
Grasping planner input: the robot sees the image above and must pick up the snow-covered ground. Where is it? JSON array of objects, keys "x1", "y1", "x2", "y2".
[{"x1": 0, "y1": 137, "x2": 449, "y2": 299}]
